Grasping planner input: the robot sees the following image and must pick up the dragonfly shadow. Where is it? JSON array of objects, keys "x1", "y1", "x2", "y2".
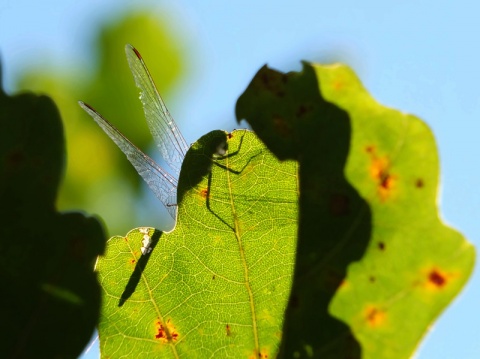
[
  {"x1": 204, "y1": 148, "x2": 264, "y2": 231},
  {"x1": 236, "y1": 63, "x2": 372, "y2": 358},
  {"x1": 179, "y1": 129, "x2": 265, "y2": 230},
  {"x1": 177, "y1": 130, "x2": 229, "y2": 207},
  {"x1": 118, "y1": 230, "x2": 163, "y2": 307}
]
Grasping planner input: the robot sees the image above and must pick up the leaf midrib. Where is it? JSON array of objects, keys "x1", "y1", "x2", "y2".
[{"x1": 226, "y1": 149, "x2": 260, "y2": 354}]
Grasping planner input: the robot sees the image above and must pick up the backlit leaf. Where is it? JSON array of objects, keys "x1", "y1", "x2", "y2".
[
  {"x1": 235, "y1": 62, "x2": 475, "y2": 358},
  {"x1": 96, "y1": 130, "x2": 298, "y2": 357}
]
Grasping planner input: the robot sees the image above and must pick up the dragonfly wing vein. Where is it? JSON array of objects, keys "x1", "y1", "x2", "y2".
[
  {"x1": 79, "y1": 101, "x2": 178, "y2": 220},
  {"x1": 125, "y1": 44, "x2": 188, "y2": 178}
]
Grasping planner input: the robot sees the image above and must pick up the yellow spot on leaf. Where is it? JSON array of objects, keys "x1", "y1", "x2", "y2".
[
  {"x1": 368, "y1": 152, "x2": 396, "y2": 200},
  {"x1": 333, "y1": 81, "x2": 343, "y2": 90},
  {"x1": 364, "y1": 305, "x2": 386, "y2": 327}
]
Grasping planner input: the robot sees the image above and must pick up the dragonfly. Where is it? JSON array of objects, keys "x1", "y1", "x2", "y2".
[{"x1": 79, "y1": 44, "x2": 189, "y2": 222}]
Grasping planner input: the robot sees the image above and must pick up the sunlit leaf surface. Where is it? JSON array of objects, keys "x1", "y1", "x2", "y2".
[{"x1": 96, "y1": 130, "x2": 298, "y2": 358}]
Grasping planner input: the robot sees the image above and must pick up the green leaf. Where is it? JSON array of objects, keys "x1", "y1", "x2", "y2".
[
  {"x1": 0, "y1": 67, "x2": 106, "y2": 358},
  {"x1": 235, "y1": 63, "x2": 475, "y2": 358},
  {"x1": 318, "y1": 64, "x2": 475, "y2": 359},
  {"x1": 96, "y1": 130, "x2": 298, "y2": 357}
]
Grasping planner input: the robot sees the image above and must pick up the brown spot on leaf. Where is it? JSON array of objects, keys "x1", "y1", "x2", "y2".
[
  {"x1": 166, "y1": 319, "x2": 179, "y2": 341},
  {"x1": 380, "y1": 174, "x2": 394, "y2": 190},
  {"x1": 200, "y1": 188, "x2": 209, "y2": 199},
  {"x1": 416, "y1": 178, "x2": 424, "y2": 188},
  {"x1": 171, "y1": 332, "x2": 178, "y2": 341},
  {"x1": 365, "y1": 145, "x2": 375, "y2": 153},
  {"x1": 257, "y1": 70, "x2": 285, "y2": 96},
  {"x1": 429, "y1": 269, "x2": 446, "y2": 288},
  {"x1": 369, "y1": 154, "x2": 396, "y2": 200},
  {"x1": 370, "y1": 157, "x2": 387, "y2": 179},
  {"x1": 155, "y1": 322, "x2": 166, "y2": 341},
  {"x1": 378, "y1": 242, "x2": 385, "y2": 251},
  {"x1": 250, "y1": 350, "x2": 269, "y2": 359},
  {"x1": 260, "y1": 72, "x2": 270, "y2": 85},
  {"x1": 365, "y1": 306, "x2": 386, "y2": 327},
  {"x1": 227, "y1": 133, "x2": 233, "y2": 139},
  {"x1": 155, "y1": 319, "x2": 179, "y2": 343},
  {"x1": 369, "y1": 276, "x2": 376, "y2": 283},
  {"x1": 226, "y1": 324, "x2": 231, "y2": 336},
  {"x1": 296, "y1": 104, "x2": 313, "y2": 118},
  {"x1": 296, "y1": 105, "x2": 307, "y2": 117}
]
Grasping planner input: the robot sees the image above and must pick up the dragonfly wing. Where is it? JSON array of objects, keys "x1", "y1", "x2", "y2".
[
  {"x1": 79, "y1": 101, "x2": 178, "y2": 220},
  {"x1": 125, "y1": 44, "x2": 188, "y2": 178}
]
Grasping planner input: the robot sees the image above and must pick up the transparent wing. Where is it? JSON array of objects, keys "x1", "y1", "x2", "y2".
[
  {"x1": 78, "y1": 101, "x2": 178, "y2": 220},
  {"x1": 125, "y1": 44, "x2": 188, "y2": 178}
]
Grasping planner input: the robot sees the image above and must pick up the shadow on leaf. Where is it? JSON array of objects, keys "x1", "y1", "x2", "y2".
[
  {"x1": 119, "y1": 229, "x2": 163, "y2": 306},
  {"x1": 236, "y1": 63, "x2": 372, "y2": 358}
]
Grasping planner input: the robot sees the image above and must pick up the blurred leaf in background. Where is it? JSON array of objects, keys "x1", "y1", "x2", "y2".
[
  {"x1": 16, "y1": 11, "x2": 187, "y2": 234},
  {"x1": 0, "y1": 66, "x2": 106, "y2": 358}
]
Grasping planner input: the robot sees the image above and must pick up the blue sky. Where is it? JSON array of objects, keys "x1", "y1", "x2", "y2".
[{"x1": 2, "y1": 0, "x2": 479, "y2": 357}]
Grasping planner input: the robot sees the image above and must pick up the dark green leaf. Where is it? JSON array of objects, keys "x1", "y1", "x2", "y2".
[{"x1": 0, "y1": 71, "x2": 106, "y2": 358}]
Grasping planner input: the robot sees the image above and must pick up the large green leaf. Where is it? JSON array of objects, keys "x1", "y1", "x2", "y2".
[
  {"x1": 0, "y1": 66, "x2": 105, "y2": 358},
  {"x1": 96, "y1": 130, "x2": 298, "y2": 357},
  {"x1": 320, "y1": 64, "x2": 475, "y2": 358},
  {"x1": 235, "y1": 63, "x2": 475, "y2": 358}
]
